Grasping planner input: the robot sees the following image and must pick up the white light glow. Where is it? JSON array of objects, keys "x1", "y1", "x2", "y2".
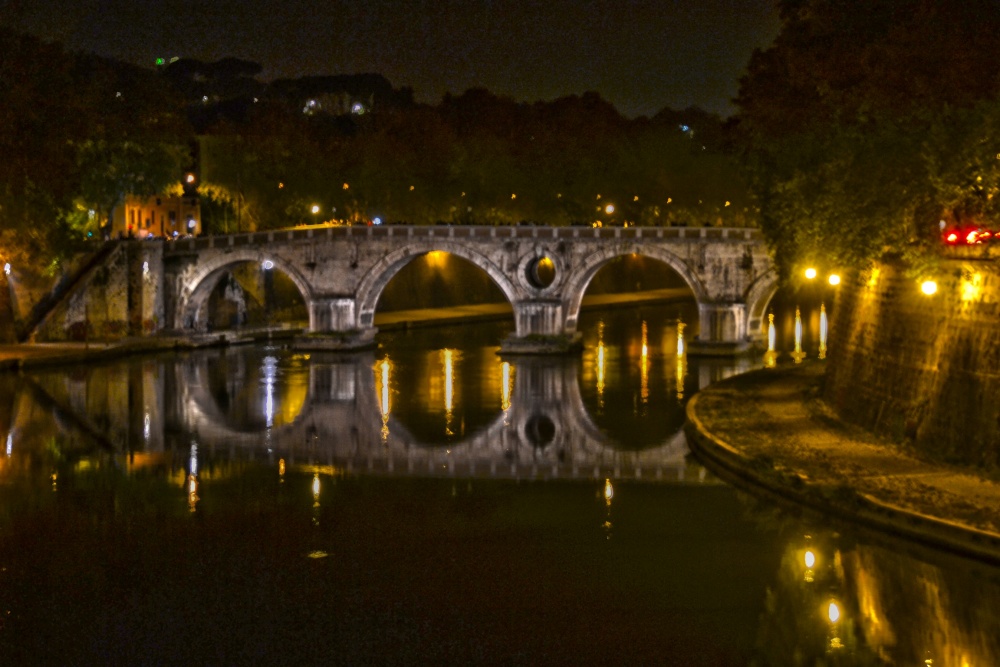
[
  {"x1": 189, "y1": 442, "x2": 198, "y2": 476},
  {"x1": 805, "y1": 267, "x2": 817, "y2": 280},
  {"x1": 819, "y1": 304, "x2": 828, "y2": 359},
  {"x1": 263, "y1": 356, "x2": 278, "y2": 429}
]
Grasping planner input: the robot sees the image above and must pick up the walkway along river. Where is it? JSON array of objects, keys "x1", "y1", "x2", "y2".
[{"x1": 0, "y1": 307, "x2": 997, "y2": 664}]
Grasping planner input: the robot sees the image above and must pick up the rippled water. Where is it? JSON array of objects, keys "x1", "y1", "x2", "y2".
[{"x1": 0, "y1": 308, "x2": 997, "y2": 664}]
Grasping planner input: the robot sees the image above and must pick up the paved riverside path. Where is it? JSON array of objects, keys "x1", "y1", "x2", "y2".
[{"x1": 685, "y1": 362, "x2": 1000, "y2": 564}]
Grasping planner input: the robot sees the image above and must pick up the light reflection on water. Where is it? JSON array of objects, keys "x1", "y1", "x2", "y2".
[{"x1": 0, "y1": 310, "x2": 997, "y2": 663}]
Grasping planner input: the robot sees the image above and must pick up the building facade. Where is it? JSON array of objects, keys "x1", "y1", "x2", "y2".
[{"x1": 111, "y1": 195, "x2": 201, "y2": 239}]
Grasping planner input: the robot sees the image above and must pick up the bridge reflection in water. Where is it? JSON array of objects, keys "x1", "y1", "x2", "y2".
[{"x1": 19, "y1": 342, "x2": 751, "y2": 483}]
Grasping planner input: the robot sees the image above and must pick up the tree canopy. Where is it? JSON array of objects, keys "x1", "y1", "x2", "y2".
[
  {"x1": 0, "y1": 29, "x2": 192, "y2": 266},
  {"x1": 735, "y1": 0, "x2": 1000, "y2": 281}
]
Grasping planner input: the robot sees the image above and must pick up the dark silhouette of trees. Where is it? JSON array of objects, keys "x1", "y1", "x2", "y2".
[{"x1": 736, "y1": 0, "x2": 1000, "y2": 280}]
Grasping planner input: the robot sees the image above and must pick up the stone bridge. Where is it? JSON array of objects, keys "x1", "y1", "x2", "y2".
[{"x1": 157, "y1": 225, "x2": 776, "y2": 354}]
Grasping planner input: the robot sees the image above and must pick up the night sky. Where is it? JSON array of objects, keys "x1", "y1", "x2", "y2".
[{"x1": 3, "y1": 0, "x2": 781, "y2": 118}]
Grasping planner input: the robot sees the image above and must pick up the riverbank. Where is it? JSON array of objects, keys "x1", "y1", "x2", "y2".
[{"x1": 685, "y1": 362, "x2": 1000, "y2": 565}]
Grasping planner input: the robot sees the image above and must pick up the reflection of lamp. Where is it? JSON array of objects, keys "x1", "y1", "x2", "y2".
[
  {"x1": 500, "y1": 361, "x2": 512, "y2": 412},
  {"x1": 818, "y1": 303, "x2": 828, "y2": 359},
  {"x1": 640, "y1": 321, "x2": 649, "y2": 405},
  {"x1": 764, "y1": 313, "x2": 778, "y2": 368},
  {"x1": 791, "y1": 307, "x2": 806, "y2": 363}
]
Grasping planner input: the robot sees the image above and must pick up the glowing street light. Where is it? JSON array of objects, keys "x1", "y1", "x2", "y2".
[
  {"x1": 804, "y1": 267, "x2": 818, "y2": 280},
  {"x1": 921, "y1": 280, "x2": 938, "y2": 296},
  {"x1": 828, "y1": 274, "x2": 841, "y2": 286},
  {"x1": 311, "y1": 204, "x2": 321, "y2": 215},
  {"x1": 604, "y1": 203, "x2": 615, "y2": 215}
]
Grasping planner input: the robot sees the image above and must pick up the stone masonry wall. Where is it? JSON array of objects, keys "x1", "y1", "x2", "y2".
[
  {"x1": 34, "y1": 242, "x2": 164, "y2": 342},
  {"x1": 824, "y1": 257, "x2": 1000, "y2": 470}
]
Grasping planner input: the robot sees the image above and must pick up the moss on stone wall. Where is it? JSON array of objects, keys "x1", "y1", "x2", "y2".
[{"x1": 824, "y1": 259, "x2": 1000, "y2": 471}]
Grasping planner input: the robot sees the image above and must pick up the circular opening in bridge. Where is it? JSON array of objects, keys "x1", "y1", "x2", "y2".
[
  {"x1": 526, "y1": 255, "x2": 556, "y2": 289},
  {"x1": 525, "y1": 414, "x2": 556, "y2": 448}
]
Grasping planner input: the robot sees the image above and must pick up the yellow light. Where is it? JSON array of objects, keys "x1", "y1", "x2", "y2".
[
  {"x1": 342, "y1": 182, "x2": 349, "y2": 190},
  {"x1": 500, "y1": 361, "x2": 512, "y2": 411},
  {"x1": 640, "y1": 321, "x2": 649, "y2": 404},
  {"x1": 804, "y1": 267, "x2": 817, "y2": 280},
  {"x1": 185, "y1": 173, "x2": 196, "y2": 184},
  {"x1": 805, "y1": 550, "x2": 816, "y2": 568},
  {"x1": 311, "y1": 204, "x2": 320, "y2": 214},
  {"x1": 278, "y1": 182, "x2": 284, "y2": 189},
  {"x1": 603, "y1": 478, "x2": 614, "y2": 503},
  {"x1": 633, "y1": 195, "x2": 639, "y2": 202},
  {"x1": 605, "y1": 204, "x2": 615, "y2": 215},
  {"x1": 312, "y1": 473, "x2": 321, "y2": 500},
  {"x1": 961, "y1": 272, "x2": 982, "y2": 301},
  {"x1": 828, "y1": 601, "x2": 841, "y2": 623},
  {"x1": 511, "y1": 193, "x2": 516, "y2": 199},
  {"x1": 279, "y1": 458, "x2": 286, "y2": 476},
  {"x1": 828, "y1": 274, "x2": 841, "y2": 286},
  {"x1": 921, "y1": 280, "x2": 938, "y2": 295}
]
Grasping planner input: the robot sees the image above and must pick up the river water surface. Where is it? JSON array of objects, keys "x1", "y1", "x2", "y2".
[{"x1": 0, "y1": 307, "x2": 998, "y2": 665}]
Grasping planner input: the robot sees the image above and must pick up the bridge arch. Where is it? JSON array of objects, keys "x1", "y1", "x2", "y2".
[
  {"x1": 744, "y1": 268, "x2": 780, "y2": 339},
  {"x1": 173, "y1": 249, "x2": 315, "y2": 330},
  {"x1": 561, "y1": 243, "x2": 708, "y2": 333},
  {"x1": 355, "y1": 241, "x2": 521, "y2": 329}
]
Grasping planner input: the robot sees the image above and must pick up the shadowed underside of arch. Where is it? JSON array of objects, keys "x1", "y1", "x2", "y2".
[
  {"x1": 175, "y1": 250, "x2": 314, "y2": 330},
  {"x1": 744, "y1": 269, "x2": 780, "y2": 338},
  {"x1": 561, "y1": 244, "x2": 707, "y2": 333},
  {"x1": 355, "y1": 242, "x2": 521, "y2": 329}
]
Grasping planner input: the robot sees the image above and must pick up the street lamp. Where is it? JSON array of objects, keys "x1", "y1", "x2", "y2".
[{"x1": 804, "y1": 267, "x2": 817, "y2": 280}]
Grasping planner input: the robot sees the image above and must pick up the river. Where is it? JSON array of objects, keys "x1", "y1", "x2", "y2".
[{"x1": 0, "y1": 306, "x2": 997, "y2": 664}]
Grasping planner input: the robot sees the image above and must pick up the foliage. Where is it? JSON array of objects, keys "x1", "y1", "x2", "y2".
[
  {"x1": 198, "y1": 88, "x2": 753, "y2": 232},
  {"x1": 0, "y1": 29, "x2": 193, "y2": 264},
  {"x1": 735, "y1": 0, "x2": 1000, "y2": 282}
]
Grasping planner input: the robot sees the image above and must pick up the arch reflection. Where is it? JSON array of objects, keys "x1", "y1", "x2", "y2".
[{"x1": 24, "y1": 349, "x2": 696, "y2": 483}]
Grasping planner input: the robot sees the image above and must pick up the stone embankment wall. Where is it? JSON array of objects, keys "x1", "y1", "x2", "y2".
[
  {"x1": 824, "y1": 256, "x2": 1000, "y2": 470},
  {"x1": 33, "y1": 242, "x2": 163, "y2": 342}
]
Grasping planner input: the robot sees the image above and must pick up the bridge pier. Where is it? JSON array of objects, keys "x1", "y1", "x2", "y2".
[
  {"x1": 687, "y1": 301, "x2": 753, "y2": 356},
  {"x1": 499, "y1": 299, "x2": 582, "y2": 354},
  {"x1": 295, "y1": 296, "x2": 377, "y2": 351}
]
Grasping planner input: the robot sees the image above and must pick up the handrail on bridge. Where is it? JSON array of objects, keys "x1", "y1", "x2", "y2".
[{"x1": 161, "y1": 224, "x2": 762, "y2": 254}]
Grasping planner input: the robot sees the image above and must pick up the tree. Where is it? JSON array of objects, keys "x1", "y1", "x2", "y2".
[{"x1": 735, "y1": 0, "x2": 1000, "y2": 281}]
